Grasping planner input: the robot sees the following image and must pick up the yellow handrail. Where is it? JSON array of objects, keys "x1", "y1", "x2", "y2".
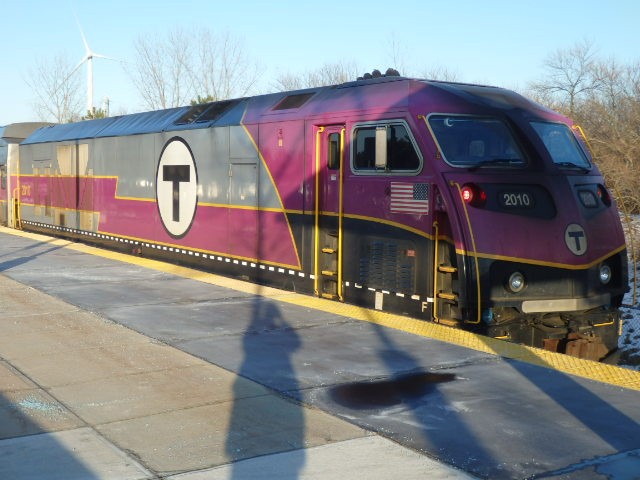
[
  {"x1": 573, "y1": 124, "x2": 592, "y2": 152},
  {"x1": 432, "y1": 221, "x2": 440, "y2": 322},
  {"x1": 12, "y1": 187, "x2": 21, "y2": 230},
  {"x1": 313, "y1": 127, "x2": 324, "y2": 296},
  {"x1": 337, "y1": 127, "x2": 345, "y2": 301}
]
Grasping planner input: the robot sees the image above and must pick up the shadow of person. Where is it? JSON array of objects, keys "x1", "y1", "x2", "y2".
[{"x1": 225, "y1": 296, "x2": 305, "y2": 479}]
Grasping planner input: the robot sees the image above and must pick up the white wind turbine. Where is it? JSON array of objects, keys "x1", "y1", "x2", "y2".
[{"x1": 71, "y1": 19, "x2": 113, "y2": 114}]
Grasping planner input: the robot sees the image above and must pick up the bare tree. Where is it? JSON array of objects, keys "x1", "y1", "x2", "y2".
[
  {"x1": 187, "y1": 30, "x2": 259, "y2": 101},
  {"x1": 272, "y1": 72, "x2": 305, "y2": 92},
  {"x1": 421, "y1": 65, "x2": 459, "y2": 82},
  {"x1": 273, "y1": 61, "x2": 360, "y2": 91},
  {"x1": 130, "y1": 29, "x2": 194, "y2": 110},
  {"x1": 387, "y1": 33, "x2": 407, "y2": 76},
  {"x1": 528, "y1": 40, "x2": 640, "y2": 214},
  {"x1": 130, "y1": 28, "x2": 259, "y2": 110},
  {"x1": 537, "y1": 50, "x2": 640, "y2": 213},
  {"x1": 529, "y1": 39, "x2": 602, "y2": 116},
  {"x1": 577, "y1": 61, "x2": 640, "y2": 188},
  {"x1": 26, "y1": 53, "x2": 83, "y2": 123}
]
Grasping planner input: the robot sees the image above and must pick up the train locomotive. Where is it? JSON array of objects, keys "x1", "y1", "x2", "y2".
[{"x1": 1, "y1": 73, "x2": 628, "y2": 361}]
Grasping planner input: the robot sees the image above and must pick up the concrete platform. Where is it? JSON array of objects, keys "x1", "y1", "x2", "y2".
[
  {"x1": 1, "y1": 228, "x2": 639, "y2": 479},
  {"x1": 0, "y1": 236, "x2": 474, "y2": 479}
]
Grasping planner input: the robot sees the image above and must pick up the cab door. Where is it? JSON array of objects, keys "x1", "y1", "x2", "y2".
[{"x1": 313, "y1": 125, "x2": 345, "y2": 300}]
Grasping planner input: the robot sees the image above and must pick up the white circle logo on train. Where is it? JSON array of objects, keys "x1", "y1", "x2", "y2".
[
  {"x1": 156, "y1": 137, "x2": 198, "y2": 238},
  {"x1": 564, "y1": 223, "x2": 587, "y2": 256}
]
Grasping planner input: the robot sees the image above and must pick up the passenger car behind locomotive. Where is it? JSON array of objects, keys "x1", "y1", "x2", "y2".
[{"x1": 3, "y1": 75, "x2": 628, "y2": 360}]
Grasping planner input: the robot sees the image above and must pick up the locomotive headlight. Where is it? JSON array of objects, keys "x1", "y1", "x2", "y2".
[
  {"x1": 507, "y1": 272, "x2": 526, "y2": 293},
  {"x1": 599, "y1": 264, "x2": 612, "y2": 284}
]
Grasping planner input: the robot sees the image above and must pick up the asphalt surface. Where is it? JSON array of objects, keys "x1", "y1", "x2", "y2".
[{"x1": 1, "y1": 228, "x2": 639, "y2": 479}]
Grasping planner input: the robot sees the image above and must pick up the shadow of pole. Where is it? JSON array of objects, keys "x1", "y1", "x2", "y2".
[
  {"x1": 225, "y1": 289, "x2": 306, "y2": 479},
  {"x1": 473, "y1": 334, "x2": 640, "y2": 478},
  {"x1": 0, "y1": 241, "x2": 68, "y2": 272}
]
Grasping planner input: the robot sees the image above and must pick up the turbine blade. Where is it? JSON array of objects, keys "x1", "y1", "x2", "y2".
[
  {"x1": 74, "y1": 11, "x2": 91, "y2": 54},
  {"x1": 93, "y1": 53, "x2": 116, "y2": 61},
  {"x1": 71, "y1": 57, "x2": 87, "y2": 76},
  {"x1": 51, "y1": 58, "x2": 86, "y2": 97}
]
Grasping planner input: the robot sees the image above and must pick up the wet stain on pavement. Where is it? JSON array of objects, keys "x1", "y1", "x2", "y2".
[{"x1": 330, "y1": 371, "x2": 456, "y2": 410}]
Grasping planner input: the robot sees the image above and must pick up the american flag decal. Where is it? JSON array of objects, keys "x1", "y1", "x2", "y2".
[{"x1": 390, "y1": 182, "x2": 430, "y2": 214}]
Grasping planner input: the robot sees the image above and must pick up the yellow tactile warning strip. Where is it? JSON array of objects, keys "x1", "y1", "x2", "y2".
[{"x1": 3, "y1": 226, "x2": 639, "y2": 391}]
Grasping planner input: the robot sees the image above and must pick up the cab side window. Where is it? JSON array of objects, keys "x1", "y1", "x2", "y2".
[
  {"x1": 328, "y1": 133, "x2": 340, "y2": 170},
  {"x1": 353, "y1": 122, "x2": 421, "y2": 173}
]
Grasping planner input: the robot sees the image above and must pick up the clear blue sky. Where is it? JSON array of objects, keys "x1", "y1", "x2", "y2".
[{"x1": 1, "y1": 0, "x2": 637, "y2": 125}]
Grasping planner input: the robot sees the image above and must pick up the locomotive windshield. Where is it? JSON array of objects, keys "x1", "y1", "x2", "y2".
[
  {"x1": 530, "y1": 122, "x2": 591, "y2": 171},
  {"x1": 427, "y1": 115, "x2": 526, "y2": 168}
]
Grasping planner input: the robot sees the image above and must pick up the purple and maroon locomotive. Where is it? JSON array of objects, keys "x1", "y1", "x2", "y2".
[{"x1": 6, "y1": 73, "x2": 627, "y2": 360}]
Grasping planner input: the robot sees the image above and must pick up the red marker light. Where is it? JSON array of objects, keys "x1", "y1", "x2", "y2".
[
  {"x1": 460, "y1": 183, "x2": 486, "y2": 207},
  {"x1": 461, "y1": 186, "x2": 474, "y2": 202},
  {"x1": 597, "y1": 184, "x2": 611, "y2": 207}
]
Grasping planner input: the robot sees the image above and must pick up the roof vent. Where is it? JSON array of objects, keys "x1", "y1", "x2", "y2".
[
  {"x1": 272, "y1": 92, "x2": 315, "y2": 110},
  {"x1": 196, "y1": 100, "x2": 239, "y2": 122},
  {"x1": 175, "y1": 99, "x2": 239, "y2": 125}
]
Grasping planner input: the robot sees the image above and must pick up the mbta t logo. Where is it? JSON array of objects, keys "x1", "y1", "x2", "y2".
[
  {"x1": 156, "y1": 137, "x2": 198, "y2": 238},
  {"x1": 564, "y1": 223, "x2": 588, "y2": 256}
]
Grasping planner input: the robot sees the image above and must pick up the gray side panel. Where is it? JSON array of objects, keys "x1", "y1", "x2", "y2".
[
  {"x1": 92, "y1": 137, "x2": 115, "y2": 176},
  {"x1": 27, "y1": 143, "x2": 53, "y2": 163},
  {"x1": 229, "y1": 125, "x2": 256, "y2": 160},
  {"x1": 258, "y1": 162, "x2": 281, "y2": 210},
  {"x1": 204, "y1": 127, "x2": 231, "y2": 205},
  {"x1": 112, "y1": 135, "x2": 156, "y2": 200},
  {"x1": 229, "y1": 163, "x2": 257, "y2": 207}
]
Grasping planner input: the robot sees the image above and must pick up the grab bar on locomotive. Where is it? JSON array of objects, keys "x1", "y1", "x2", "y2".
[
  {"x1": 418, "y1": 113, "x2": 482, "y2": 323},
  {"x1": 450, "y1": 180, "x2": 482, "y2": 324}
]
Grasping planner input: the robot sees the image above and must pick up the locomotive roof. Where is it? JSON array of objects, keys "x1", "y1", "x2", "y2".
[{"x1": 21, "y1": 77, "x2": 543, "y2": 145}]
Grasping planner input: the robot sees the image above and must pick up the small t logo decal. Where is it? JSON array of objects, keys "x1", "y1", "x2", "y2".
[{"x1": 564, "y1": 224, "x2": 587, "y2": 256}]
